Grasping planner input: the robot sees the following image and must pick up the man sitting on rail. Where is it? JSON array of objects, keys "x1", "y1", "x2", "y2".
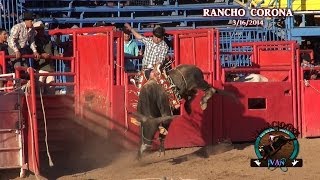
[
  {"x1": 33, "y1": 21, "x2": 55, "y2": 94},
  {"x1": 8, "y1": 12, "x2": 40, "y2": 69},
  {"x1": 301, "y1": 54, "x2": 320, "y2": 80},
  {"x1": 124, "y1": 23, "x2": 169, "y2": 79}
]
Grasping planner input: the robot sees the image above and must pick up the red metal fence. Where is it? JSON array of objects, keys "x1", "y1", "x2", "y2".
[
  {"x1": 2, "y1": 26, "x2": 320, "y2": 176},
  {"x1": 218, "y1": 41, "x2": 299, "y2": 142}
]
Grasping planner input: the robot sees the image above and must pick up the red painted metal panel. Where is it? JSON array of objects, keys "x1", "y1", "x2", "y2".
[
  {"x1": 111, "y1": 85, "x2": 139, "y2": 149},
  {"x1": 0, "y1": 132, "x2": 21, "y2": 168},
  {"x1": 77, "y1": 35, "x2": 112, "y2": 129},
  {"x1": 0, "y1": 95, "x2": 22, "y2": 169},
  {"x1": 298, "y1": 63, "x2": 320, "y2": 137},
  {"x1": 301, "y1": 80, "x2": 320, "y2": 137},
  {"x1": 219, "y1": 41, "x2": 298, "y2": 142},
  {"x1": 161, "y1": 29, "x2": 217, "y2": 148},
  {"x1": 257, "y1": 48, "x2": 293, "y2": 66},
  {"x1": 0, "y1": 111, "x2": 19, "y2": 129},
  {"x1": 165, "y1": 91, "x2": 215, "y2": 148},
  {"x1": 0, "y1": 93, "x2": 26, "y2": 176},
  {"x1": 123, "y1": 74, "x2": 140, "y2": 149},
  {"x1": 0, "y1": 94, "x2": 18, "y2": 110},
  {"x1": 223, "y1": 82, "x2": 294, "y2": 142}
]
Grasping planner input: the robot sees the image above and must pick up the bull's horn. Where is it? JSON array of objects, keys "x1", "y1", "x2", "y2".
[
  {"x1": 154, "y1": 115, "x2": 179, "y2": 124},
  {"x1": 129, "y1": 112, "x2": 148, "y2": 123}
]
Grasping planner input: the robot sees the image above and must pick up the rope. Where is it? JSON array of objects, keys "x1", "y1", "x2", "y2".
[
  {"x1": 39, "y1": 87, "x2": 54, "y2": 167},
  {"x1": 115, "y1": 63, "x2": 125, "y2": 69},
  {"x1": 175, "y1": 68, "x2": 188, "y2": 89},
  {"x1": 24, "y1": 82, "x2": 40, "y2": 180},
  {"x1": 141, "y1": 126, "x2": 159, "y2": 143},
  {"x1": 304, "y1": 79, "x2": 320, "y2": 94}
]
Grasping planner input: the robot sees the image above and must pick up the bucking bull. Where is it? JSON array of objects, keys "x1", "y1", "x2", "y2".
[
  {"x1": 258, "y1": 135, "x2": 296, "y2": 160},
  {"x1": 130, "y1": 61, "x2": 238, "y2": 160}
]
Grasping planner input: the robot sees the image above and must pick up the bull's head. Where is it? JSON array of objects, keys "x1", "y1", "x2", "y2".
[{"x1": 129, "y1": 112, "x2": 178, "y2": 146}]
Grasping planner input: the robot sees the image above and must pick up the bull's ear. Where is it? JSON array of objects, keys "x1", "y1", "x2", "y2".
[
  {"x1": 129, "y1": 112, "x2": 148, "y2": 123},
  {"x1": 154, "y1": 115, "x2": 179, "y2": 124}
]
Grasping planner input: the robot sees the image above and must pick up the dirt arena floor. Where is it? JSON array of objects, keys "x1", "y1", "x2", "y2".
[{"x1": 1, "y1": 138, "x2": 320, "y2": 180}]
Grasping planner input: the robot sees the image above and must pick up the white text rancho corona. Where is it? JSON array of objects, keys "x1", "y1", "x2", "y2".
[{"x1": 203, "y1": 8, "x2": 293, "y2": 17}]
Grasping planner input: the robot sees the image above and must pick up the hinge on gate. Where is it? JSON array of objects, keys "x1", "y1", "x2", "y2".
[
  {"x1": 22, "y1": 163, "x2": 28, "y2": 170},
  {"x1": 15, "y1": 103, "x2": 20, "y2": 110}
]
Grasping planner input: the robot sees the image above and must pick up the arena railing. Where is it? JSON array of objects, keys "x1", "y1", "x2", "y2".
[
  {"x1": 0, "y1": 0, "x2": 23, "y2": 30},
  {"x1": 218, "y1": 27, "x2": 289, "y2": 67},
  {"x1": 26, "y1": 1, "x2": 243, "y2": 28},
  {"x1": 26, "y1": 3, "x2": 240, "y2": 13}
]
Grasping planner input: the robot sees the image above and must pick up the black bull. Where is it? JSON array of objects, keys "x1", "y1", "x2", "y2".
[{"x1": 130, "y1": 64, "x2": 237, "y2": 159}]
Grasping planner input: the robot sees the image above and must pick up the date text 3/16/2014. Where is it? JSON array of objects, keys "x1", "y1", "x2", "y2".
[{"x1": 233, "y1": 19, "x2": 264, "y2": 26}]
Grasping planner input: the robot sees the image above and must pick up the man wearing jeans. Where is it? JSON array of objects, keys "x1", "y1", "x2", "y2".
[
  {"x1": 8, "y1": 12, "x2": 40, "y2": 68},
  {"x1": 33, "y1": 21, "x2": 55, "y2": 94}
]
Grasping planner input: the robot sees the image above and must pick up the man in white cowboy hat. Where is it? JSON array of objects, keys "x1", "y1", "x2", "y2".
[
  {"x1": 8, "y1": 12, "x2": 41, "y2": 68},
  {"x1": 33, "y1": 20, "x2": 55, "y2": 94}
]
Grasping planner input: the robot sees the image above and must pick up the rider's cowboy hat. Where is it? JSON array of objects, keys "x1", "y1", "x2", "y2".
[
  {"x1": 153, "y1": 26, "x2": 166, "y2": 38},
  {"x1": 22, "y1": 12, "x2": 35, "y2": 21}
]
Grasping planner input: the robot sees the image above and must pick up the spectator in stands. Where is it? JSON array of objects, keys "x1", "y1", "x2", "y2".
[
  {"x1": 301, "y1": 54, "x2": 319, "y2": 80},
  {"x1": 123, "y1": 28, "x2": 139, "y2": 71},
  {"x1": 0, "y1": 29, "x2": 9, "y2": 55},
  {"x1": 93, "y1": 21, "x2": 109, "y2": 27},
  {"x1": 93, "y1": 21, "x2": 111, "y2": 35},
  {"x1": 8, "y1": 12, "x2": 40, "y2": 68},
  {"x1": 124, "y1": 23, "x2": 169, "y2": 79},
  {"x1": 33, "y1": 21, "x2": 55, "y2": 94},
  {"x1": 123, "y1": 28, "x2": 139, "y2": 57},
  {"x1": 0, "y1": 28, "x2": 8, "y2": 88}
]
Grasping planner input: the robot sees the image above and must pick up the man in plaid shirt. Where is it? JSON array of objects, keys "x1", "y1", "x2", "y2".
[
  {"x1": 8, "y1": 12, "x2": 40, "y2": 68},
  {"x1": 124, "y1": 23, "x2": 169, "y2": 78}
]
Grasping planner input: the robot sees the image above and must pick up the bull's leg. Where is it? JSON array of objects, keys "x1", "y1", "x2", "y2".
[
  {"x1": 184, "y1": 89, "x2": 197, "y2": 115},
  {"x1": 158, "y1": 134, "x2": 166, "y2": 157},
  {"x1": 158, "y1": 123, "x2": 169, "y2": 157},
  {"x1": 200, "y1": 88, "x2": 216, "y2": 110},
  {"x1": 137, "y1": 143, "x2": 149, "y2": 160},
  {"x1": 197, "y1": 80, "x2": 216, "y2": 110},
  {"x1": 137, "y1": 125, "x2": 151, "y2": 160}
]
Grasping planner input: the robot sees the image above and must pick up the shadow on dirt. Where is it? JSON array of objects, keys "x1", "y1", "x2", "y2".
[{"x1": 139, "y1": 140, "x2": 243, "y2": 167}]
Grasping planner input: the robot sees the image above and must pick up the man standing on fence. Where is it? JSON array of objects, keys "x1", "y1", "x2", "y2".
[
  {"x1": 124, "y1": 23, "x2": 169, "y2": 79},
  {"x1": 8, "y1": 12, "x2": 40, "y2": 69}
]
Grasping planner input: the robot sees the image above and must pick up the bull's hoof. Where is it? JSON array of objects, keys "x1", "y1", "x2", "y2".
[
  {"x1": 136, "y1": 153, "x2": 142, "y2": 161},
  {"x1": 158, "y1": 148, "x2": 166, "y2": 157},
  {"x1": 200, "y1": 102, "x2": 207, "y2": 110}
]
